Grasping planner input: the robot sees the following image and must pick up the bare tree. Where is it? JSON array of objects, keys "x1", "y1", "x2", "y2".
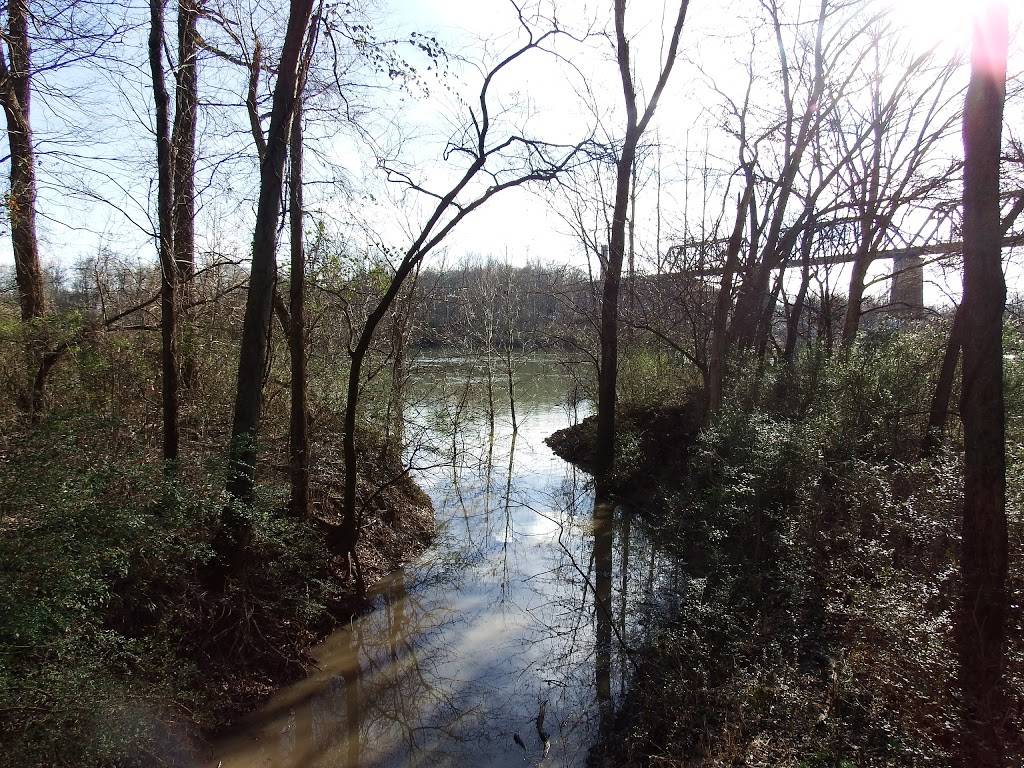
[
  {"x1": 334, "y1": 9, "x2": 588, "y2": 578},
  {"x1": 726, "y1": 0, "x2": 889, "y2": 359},
  {"x1": 838, "y1": 40, "x2": 960, "y2": 346},
  {"x1": 171, "y1": 0, "x2": 199, "y2": 281},
  {"x1": 287, "y1": 26, "x2": 318, "y2": 518},
  {"x1": 223, "y1": 0, "x2": 315, "y2": 531},
  {"x1": 0, "y1": 0, "x2": 126, "y2": 327},
  {"x1": 957, "y1": 4, "x2": 1009, "y2": 764},
  {"x1": 148, "y1": 0, "x2": 179, "y2": 463},
  {"x1": 0, "y1": 0, "x2": 43, "y2": 320},
  {"x1": 707, "y1": 175, "x2": 754, "y2": 413},
  {"x1": 924, "y1": 193, "x2": 1024, "y2": 452},
  {"x1": 706, "y1": 58, "x2": 759, "y2": 414},
  {"x1": 595, "y1": 0, "x2": 689, "y2": 480},
  {"x1": 727, "y1": 0, "x2": 835, "y2": 352}
]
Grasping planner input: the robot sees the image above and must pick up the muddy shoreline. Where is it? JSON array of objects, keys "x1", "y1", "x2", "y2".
[
  {"x1": 200, "y1": 469, "x2": 436, "y2": 740},
  {"x1": 152, "y1": 464, "x2": 437, "y2": 766}
]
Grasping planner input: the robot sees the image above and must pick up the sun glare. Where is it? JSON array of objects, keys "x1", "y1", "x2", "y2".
[{"x1": 884, "y1": 0, "x2": 976, "y2": 58}]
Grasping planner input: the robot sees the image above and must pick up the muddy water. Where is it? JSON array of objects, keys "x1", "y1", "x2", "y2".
[{"x1": 214, "y1": 356, "x2": 673, "y2": 768}]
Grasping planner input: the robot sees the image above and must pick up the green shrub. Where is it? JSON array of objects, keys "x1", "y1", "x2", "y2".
[
  {"x1": 609, "y1": 323, "x2": 1022, "y2": 766},
  {"x1": 0, "y1": 414, "x2": 340, "y2": 766}
]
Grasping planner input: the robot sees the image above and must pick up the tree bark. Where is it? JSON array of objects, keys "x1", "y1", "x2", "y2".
[
  {"x1": 783, "y1": 226, "x2": 813, "y2": 364},
  {"x1": 287, "y1": 97, "x2": 309, "y2": 518},
  {"x1": 596, "y1": 134, "x2": 637, "y2": 480},
  {"x1": 149, "y1": 0, "x2": 179, "y2": 464},
  {"x1": 707, "y1": 180, "x2": 753, "y2": 415},
  {"x1": 172, "y1": 0, "x2": 200, "y2": 392},
  {"x1": 957, "y1": 5, "x2": 1008, "y2": 766},
  {"x1": 841, "y1": 255, "x2": 870, "y2": 346},
  {"x1": 171, "y1": 0, "x2": 198, "y2": 282},
  {"x1": 841, "y1": 113, "x2": 884, "y2": 348},
  {"x1": 0, "y1": 0, "x2": 44, "y2": 321},
  {"x1": 923, "y1": 306, "x2": 962, "y2": 454},
  {"x1": 337, "y1": 261, "x2": 418, "y2": 567},
  {"x1": 225, "y1": 0, "x2": 314, "y2": 515},
  {"x1": 925, "y1": 192, "x2": 1024, "y2": 457},
  {"x1": 754, "y1": 264, "x2": 784, "y2": 367},
  {"x1": 386, "y1": 296, "x2": 409, "y2": 451}
]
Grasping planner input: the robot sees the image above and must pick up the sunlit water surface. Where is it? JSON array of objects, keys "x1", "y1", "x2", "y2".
[{"x1": 213, "y1": 356, "x2": 679, "y2": 768}]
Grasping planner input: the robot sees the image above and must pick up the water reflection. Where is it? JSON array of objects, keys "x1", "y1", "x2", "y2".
[
  {"x1": 593, "y1": 495, "x2": 614, "y2": 733},
  {"x1": 213, "y1": 356, "x2": 672, "y2": 768}
]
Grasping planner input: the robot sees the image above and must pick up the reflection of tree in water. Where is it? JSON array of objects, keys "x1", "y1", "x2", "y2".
[
  {"x1": 593, "y1": 494, "x2": 615, "y2": 729},
  {"x1": 501, "y1": 430, "x2": 518, "y2": 601},
  {"x1": 342, "y1": 624, "x2": 361, "y2": 768},
  {"x1": 528, "y1": 478, "x2": 681, "y2": 767}
]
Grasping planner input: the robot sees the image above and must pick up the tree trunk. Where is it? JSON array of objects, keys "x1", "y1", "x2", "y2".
[
  {"x1": 841, "y1": 253, "x2": 871, "y2": 347},
  {"x1": 730, "y1": 258, "x2": 772, "y2": 352},
  {"x1": 627, "y1": 156, "x2": 637, "y2": 325},
  {"x1": 596, "y1": 0, "x2": 688, "y2": 481},
  {"x1": 225, "y1": 0, "x2": 314, "y2": 516},
  {"x1": 708, "y1": 182, "x2": 753, "y2": 415},
  {"x1": 596, "y1": 137, "x2": 636, "y2": 480},
  {"x1": 337, "y1": 270, "x2": 415, "y2": 566},
  {"x1": 925, "y1": 192, "x2": 1022, "y2": 457},
  {"x1": 288, "y1": 95, "x2": 309, "y2": 518},
  {"x1": 149, "y1": 0, "x2": 179, "y2": 465},
  {"x1": 754, "y1": 267, "x2": 784, "y2": 367},
  {"x1": 958, "y1": 5, "x2": 1009, "y2": 766},
  {"x1": 332, "y1": 261, "x2": 425, "y2": 578},
  {"x1": 171, "y1": 0, "x2": 199, "y2": 392},
  {"x1": 783, "y1": 227, "x2": 813, "y2": 364},
  {"x1": 842, "y1": 115, "x2": 884, "y2": 348},
  {"x1": 923, "y1": 306, "x2": 962, "y2": 454},
  {"x1": 171, "y1": 0, "x2": 198, "y2": 281},
  {"x1": 386, "y1": 302, "x2": 408, "y2": 451},
  {"x1": 0, "y1": 0, "x2": 43, "y2": 321},
  {"x1": 339, "y1": 337, "x2": 368, "y2": 567}
]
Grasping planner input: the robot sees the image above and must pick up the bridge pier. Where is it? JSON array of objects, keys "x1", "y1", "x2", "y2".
[{"x1": 889, "y1": 253, "x2": 925, "y2": 318}]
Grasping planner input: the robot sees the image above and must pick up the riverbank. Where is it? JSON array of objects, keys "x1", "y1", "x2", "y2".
[
  {"x1": 0, "y1": 413, "x2": 434, "y2": 767},
  {"x1": 545, "y1": 401, "x2": 703, "y2": 502},
  {"x1": 549, "y1": 395, "x2": 1024, "y2": 766}
]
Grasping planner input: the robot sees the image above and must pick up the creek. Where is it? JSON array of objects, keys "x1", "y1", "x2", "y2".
[{"x1": 213, "y1": 355, "x2": 680, "y2": 767}]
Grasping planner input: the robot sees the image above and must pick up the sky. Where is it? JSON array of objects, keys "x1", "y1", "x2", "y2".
[
  {"x1": 1, "y1": 0, "x2": 1020, "y2": 307},
  {"x1": 364, "y1": 0, "x2": 1006, "y2": 304}
]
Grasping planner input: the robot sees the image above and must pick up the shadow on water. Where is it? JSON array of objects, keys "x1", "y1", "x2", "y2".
[{"x1": 212, "y1": 355, "x2": 674, "y2": 768}]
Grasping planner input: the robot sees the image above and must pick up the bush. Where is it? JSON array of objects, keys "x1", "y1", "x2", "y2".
[
  {"x1": 0, "y1": 377, "x2": 428, "y2": 765},
  {"x1": 603, "y1": 324, "x2": 1023, "y2": 767}
]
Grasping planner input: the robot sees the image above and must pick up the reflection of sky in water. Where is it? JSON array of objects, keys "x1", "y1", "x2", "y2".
[{"x1": 214, "y1": 356, "x2": 674, "y2": 768}]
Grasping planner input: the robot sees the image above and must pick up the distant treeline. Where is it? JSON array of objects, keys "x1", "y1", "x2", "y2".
[{"x1": 409, "y1": 260, "x2": 594, "y2": 351}]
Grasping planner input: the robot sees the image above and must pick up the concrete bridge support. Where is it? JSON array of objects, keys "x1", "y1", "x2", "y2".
[{"x1": 889, "y1": 253, "x2": 925, "y2": 318}]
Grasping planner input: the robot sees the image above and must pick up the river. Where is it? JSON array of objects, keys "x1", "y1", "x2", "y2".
[{"x1": 213, "y1": 355, "x2": 677, "y2": 767}]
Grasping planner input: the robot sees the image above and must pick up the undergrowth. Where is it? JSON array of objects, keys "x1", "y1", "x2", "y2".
[
  {"x1": 0, "y1": 413, "x2": 340, "y2": 765},
  {"x1": 0, "y1": 281, "x2": 434, "y2": 766},
  {"x1": 594, "y1": 323, "x2": 1024, "y2": 767}
]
